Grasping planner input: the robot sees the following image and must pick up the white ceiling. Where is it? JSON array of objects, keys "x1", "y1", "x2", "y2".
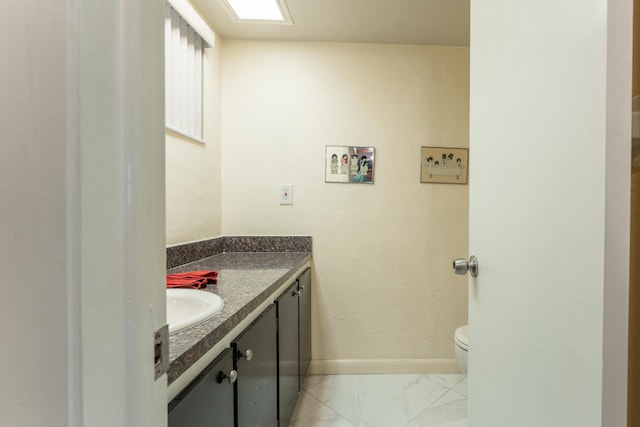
[{"x1": 190, "y1": 0, "x2": 470, "y2": 46}]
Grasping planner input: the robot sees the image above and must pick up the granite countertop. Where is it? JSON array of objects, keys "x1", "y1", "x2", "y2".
[{"x1": 167, "y1": 251, "x2": 312, "y2": 384}]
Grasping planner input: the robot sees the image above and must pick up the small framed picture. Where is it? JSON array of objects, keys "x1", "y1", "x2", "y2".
[
  {"x1": 420, "y1": 146, "x2": 468, "y2": 184},
  {"x1": 325, "y1": 146, "x2": 375, "y2": 184}
]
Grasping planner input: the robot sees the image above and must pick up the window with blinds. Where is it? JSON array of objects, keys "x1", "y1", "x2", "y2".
[{"x1": 165, "y1": 3, "x2": 207, "y2": 141}]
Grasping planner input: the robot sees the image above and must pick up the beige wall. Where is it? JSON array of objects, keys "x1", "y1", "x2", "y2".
[
  {"x1": 634, "y1": 0, "x2": 640, "y2": 96},
  {"x1": 3, "y1": 2, "x2": 74, "y2": 423},
  {"x1": 621, "y1": 0, "x2": 636, "y2": 418},
  {"x1": 166, "y1": 30, "x2": 223, "y2": 245},
  {"x1": 221, "y1": 40, "x2": 469, "y2": 368}
]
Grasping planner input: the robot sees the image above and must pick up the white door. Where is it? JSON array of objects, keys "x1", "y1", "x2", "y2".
[
  {"x1": 78, "y1": 1, "x2": 168, "y2": 426},
  {"x1": 467, "y1": 1, "x2": 631, "y2": 426}
]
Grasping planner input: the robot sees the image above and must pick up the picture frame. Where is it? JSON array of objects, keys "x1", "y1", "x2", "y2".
[
  {"x1": 325, "y1": 146, "x2": 375, "y2": 184},
  {"x1": 420, "y1": 146, "x2": 468, "y2": 184}
]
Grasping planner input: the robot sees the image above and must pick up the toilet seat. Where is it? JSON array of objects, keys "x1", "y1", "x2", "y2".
[{"x1": 454, "y1": 325, "x2": 468, "y2": 351}]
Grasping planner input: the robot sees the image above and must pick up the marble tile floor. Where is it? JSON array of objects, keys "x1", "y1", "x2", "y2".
[{"x1": 288, "y1": 373, "x2": 467, "y2": 427}]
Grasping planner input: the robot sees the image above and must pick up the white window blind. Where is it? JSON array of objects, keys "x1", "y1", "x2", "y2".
[{"x1": 165, "y1": 3, "x2": 206, "y2": 140}]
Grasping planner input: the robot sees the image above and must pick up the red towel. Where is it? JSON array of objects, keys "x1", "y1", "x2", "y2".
[{"x1": 166, "y1": 270, "x2": 218, "y2": 289}]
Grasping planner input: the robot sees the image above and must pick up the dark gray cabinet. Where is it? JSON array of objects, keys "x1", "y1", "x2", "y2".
[
  {"x1": 276, "y1": 282, "x2": 300, "y2": 427},
  {"x1": 298, "y1": 268, "x2": 312, "y2": 386},
  {"x1": 168, "y1": 348, "x2": 235, "y2": 427},
  {"x1": 233, "y1": 304, "x2": 278, "y2": 427},
  {"x1": 276, "y1": 267, "x2": 312, "y2": 427}
]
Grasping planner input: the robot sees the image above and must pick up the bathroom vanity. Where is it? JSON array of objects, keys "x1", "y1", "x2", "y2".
[{"x1": 165, "y1": 237, "x2": 312, "y2": 427}]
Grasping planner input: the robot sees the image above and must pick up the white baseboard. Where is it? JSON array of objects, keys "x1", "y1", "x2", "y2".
[{"x1": 307, "y1": 359, "x2": 460, "y2": 375}]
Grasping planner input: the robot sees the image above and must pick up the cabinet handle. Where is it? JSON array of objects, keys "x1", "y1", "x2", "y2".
[
  {"x1": 239, "y1": 349, "x2": 253, "y2": 362},
  {"x1": 291, "y1": 290, "x2": 300, "y2": 297},
  {"x1": 216, "y1": 369, "x2": 238, "y2": 384}
]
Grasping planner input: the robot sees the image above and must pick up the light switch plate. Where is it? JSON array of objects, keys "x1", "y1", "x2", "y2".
[{"x1": 280, "y1": 184, "x2": 293, "y2": 205}]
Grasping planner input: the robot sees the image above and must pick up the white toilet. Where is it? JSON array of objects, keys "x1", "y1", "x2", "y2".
[{"x1": 454, "y1": 325, "x2": 469, "y2": 374}]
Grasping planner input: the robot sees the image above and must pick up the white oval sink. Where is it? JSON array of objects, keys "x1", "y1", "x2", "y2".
[{"x1": 166, "y1": 289, "x2": 224, "y2": 334}]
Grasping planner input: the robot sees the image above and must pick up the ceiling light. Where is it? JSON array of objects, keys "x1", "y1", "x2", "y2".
[{"x1": 224, "y1": 0, "x2": 291, "y2": 22}]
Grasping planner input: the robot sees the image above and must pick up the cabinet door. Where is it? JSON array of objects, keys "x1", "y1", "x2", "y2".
[
  {"x1": 168, "y1": 348, "x2": 235, "y2": 427},
  {"x1": 298, "y1": 268, "x2": 312, "y2": 385},
  {"x1": 277, "y1": 283, "x2": 299, "y2": 427},
  {"x1": 233, "y1": 304, "x2": 278, "y2": 427}
]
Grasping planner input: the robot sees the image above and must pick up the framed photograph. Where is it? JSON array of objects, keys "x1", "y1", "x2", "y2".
[
  {"x1": 325, "y1": 146, "x2": 375, "y2": 184},
  {"x1": 420, "y1": 146, "x2": 468, "y2": 184}
]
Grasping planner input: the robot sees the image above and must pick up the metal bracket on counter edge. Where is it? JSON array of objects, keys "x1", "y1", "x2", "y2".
[{"x1": 154, "y1": 324, "x2": 169, "y2": 380}]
